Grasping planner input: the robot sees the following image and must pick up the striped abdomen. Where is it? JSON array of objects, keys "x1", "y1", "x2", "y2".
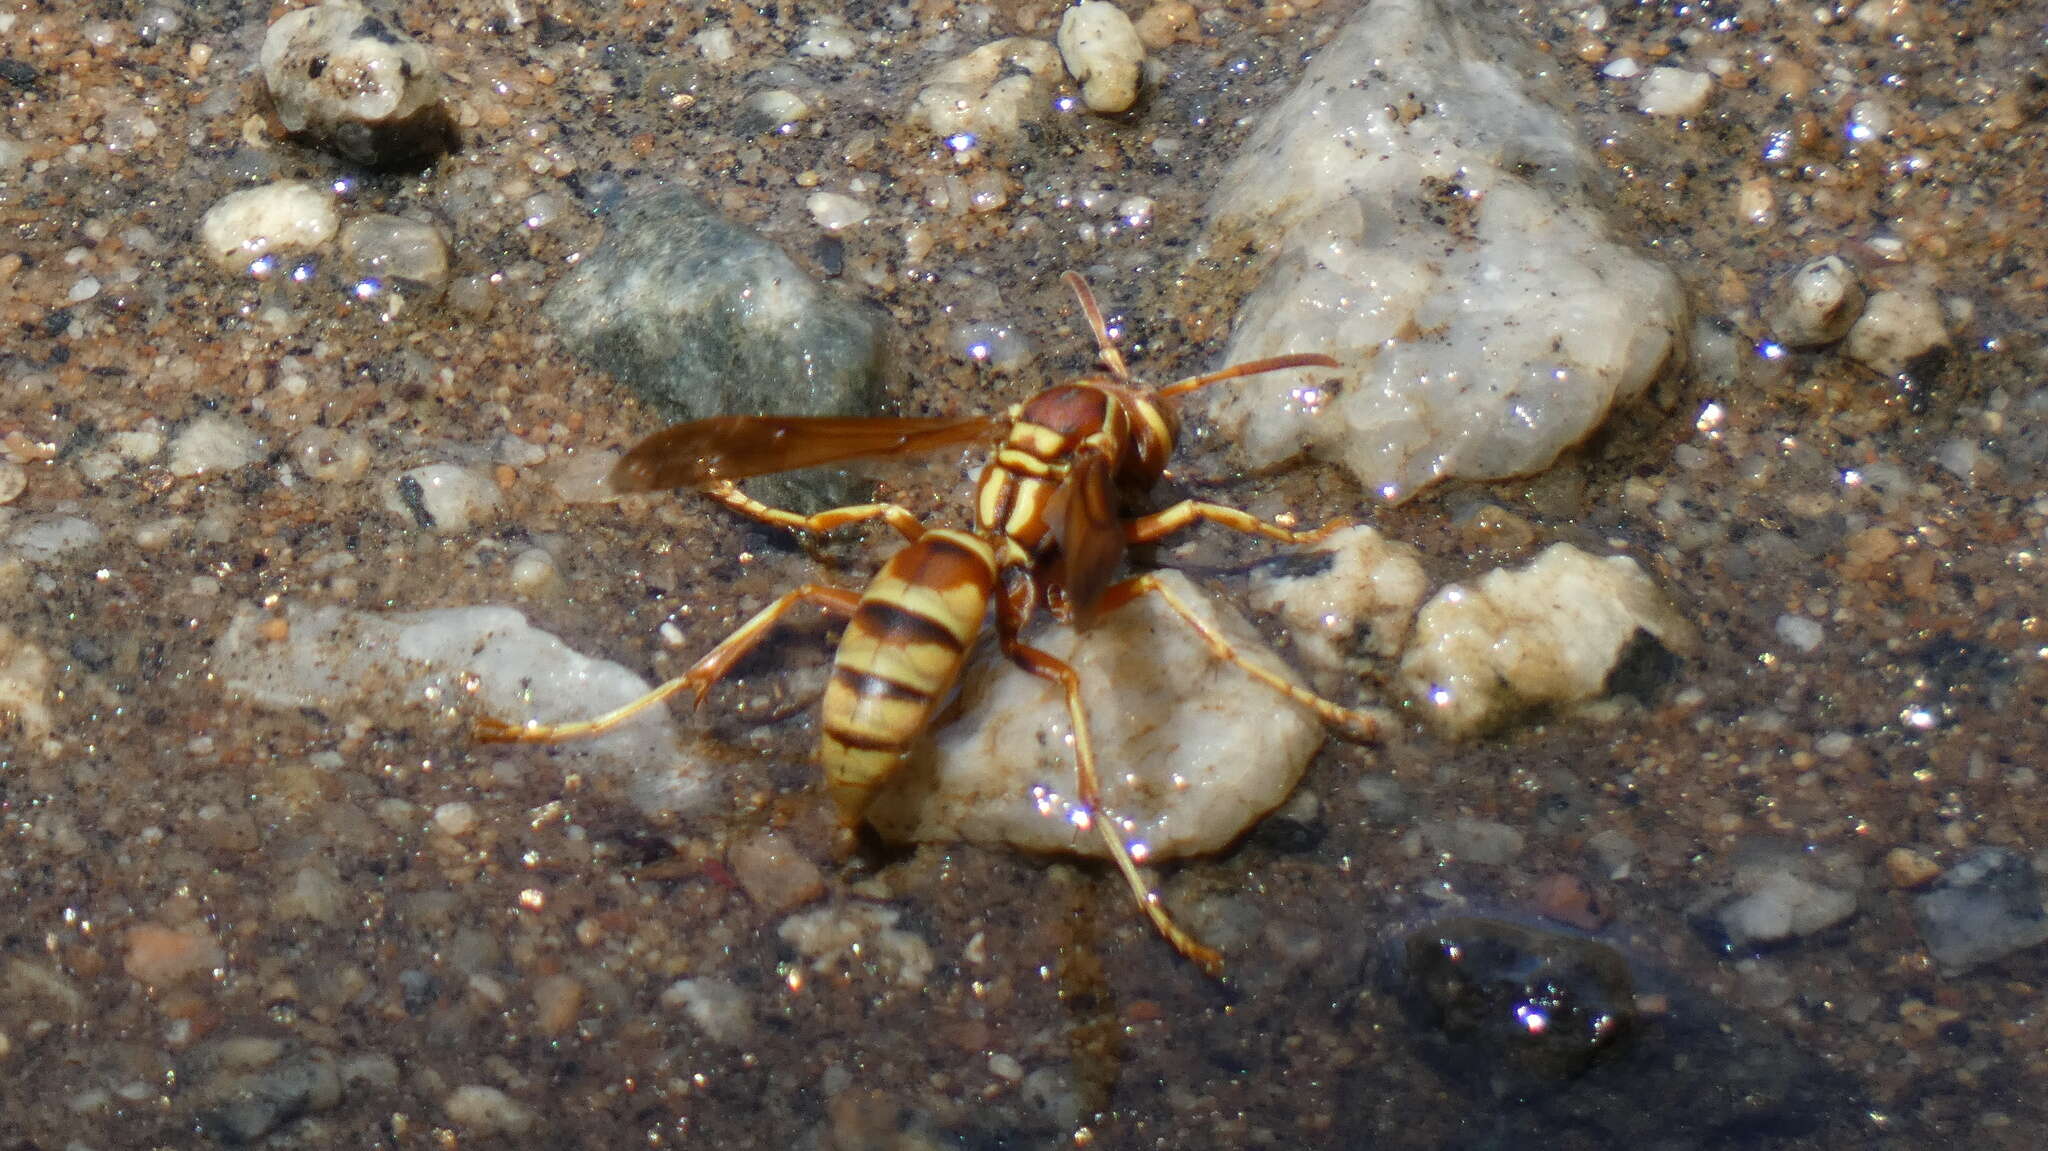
[{"x1": 820, "y1": 529, "x2": 996, "y2": 826}]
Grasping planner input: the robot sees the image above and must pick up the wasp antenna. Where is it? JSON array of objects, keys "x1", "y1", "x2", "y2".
[
  {"x1": 1154, "y1": 352, "x2": 1340, "y2": 401},
  {"x1": 1063, "y1": 271, "x2": 1132, "y2": 383}
]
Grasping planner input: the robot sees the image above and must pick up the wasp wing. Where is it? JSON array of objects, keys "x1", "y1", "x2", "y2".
[
  {"x1": 1045, "y1": 448, "x2": 1126, "y2": 621},
  {"x1": 610, "y1": 414, "x2": 998, "y2": 492}
]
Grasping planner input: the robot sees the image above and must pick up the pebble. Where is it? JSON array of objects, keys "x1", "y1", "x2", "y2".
[
  {"x1": 779, "y1": 903, "x2": 935, "y2": 988},
  {"x1": 8, "y1": 515, "x2": 101, "y2": 561},
  {"x1": 507, "y1": 547, "x2": 560, "y2": 593},
  {"x1": 1421, "y1": 819, "x2": 1526, "y2": 866},
  {"x1": 1245, "y1": 524, "x2": 1429, "y2": 670},
  {"x1": 198, "y1": 182, "x2": 337, "y2": 273},
  {"x1": 1910, "y1": 847, "x2": 2048, "y2": 975},
  {"x1": 1057, "y1": 2, "x2": 1146, "y2": 115},
  {"x1": 292, "y1": 427, "x2": 372, "y2": 483},
  {"x1": 1203, "y1": 0, "x2": 1687, "y2": 502},
  {"x1": 1844, "y1": 287, "x2": 1949, "y2": 375},
  {"x1": 1635, "y1": 67, "x2": 1713, "y2": 117},
  {"x1": 1773, "y1": 613, "x2": 1823, "y2": 652},
  {"x1": 123, "y1": 922, "x2": 224, "y2": 985},
  {"x1": 532, "y1": 973, "x2": 584, "y2": 1036},
  {"x1": 727, "y1": 830, "x2": 826, "y2": 914},
  {"x1": 213, "y1": 603, "x2": 712, "y2": 817},
  {"x1": 0, "y1": 628, "x2": 55, "y2": 738},
  {"x1": 167, "y1": 415, "x2": 263, "y2": 478},
  {"x1": 910, "y1": 38, "x2": 1064, "y2": 143},
  {"x1": 543, "y1": 190, "x2": 882, "y2": 429},
  {"x1": 1884, "y1": 847, "x2": 1943, "y2": 890},
  {"x1": 383, "y1": 464, "x2": 501, "y2": 533},
  {"x1": 805, "y1": 191, "x2": 873, "y2": 233},
  {"x1": 1397, "y1": 544, "x2": 1697, "y2": 736},
  {"x1": 338, "y1": 214, "x2": 451, "y2": 290},
  {"x1": 196, "y1": 1049, "x2": 342, "y2": 1143},
  {"x1": 443, "y1": 1084, "x2": 536, "y2": 1135},
  {"x1": 865, "y1": 570, "x2": 1339, "y2": 860},
  {"x1": 1763, "y1": 255, "x2": 1865, "y2": 348},
  {"x1": 432, "y1": 801, "x2": 478, "y2": 836},
  {"x1": 660, "y1": 977, "x2": 754, "y2": 1044},
  {"x1": 274, "y1": 864, "x2": 347, "y2": 925},
  {"x1": 1134, "y1": 0, "x2": 1198, "y2": 48},
  {"x1": 0, "y1": 460, "x2": 22, "y2": 504},
  {"x1": 1706, "y1": 870, "x2": 1857, "y2": 950},
  {"x1": 259, "y1": 0, "x2": 452, "y2": 168},
  {"x1": 741, "y1": 89, "x2": 811, "y2": 132},
  {"x1": 1393, "y1": 916, "x2": 1635, "y2": 1088},
  {"x1": 795, "y1": 15, "x2": 857, "y2": 59}
]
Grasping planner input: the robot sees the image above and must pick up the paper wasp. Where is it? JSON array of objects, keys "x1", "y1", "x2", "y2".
[{"x1": 479, "y1": 274, "x2": 1386, "y2": 974}]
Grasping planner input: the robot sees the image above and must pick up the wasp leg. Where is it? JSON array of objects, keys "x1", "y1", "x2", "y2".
[
  {"x1": 705, "y1": 480, "x2": 926, "y2": 542},
  {"x1": 1122, "y1": 499, "x2": 1353, "y2": 547},
  {"x1": 475, "y1": 584, "x2": 862, "y2": 743},
  {"x1": 1001, "y1": 639, "x2": 1226, "y2": 977},
  {"x1": 1096, "y1": 573, "x2": 1389, "y2": 742}
]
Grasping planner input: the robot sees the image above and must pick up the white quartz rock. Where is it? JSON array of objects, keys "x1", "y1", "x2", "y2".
[
  {"x1": 169, "y1": 414, "x2": 263, "y2": 477},
  {"x1": 1245, "y1": 524, "x2": 1428, "y2": 671},
  {"x1": 1058, "y1": 2, "x2": 1146, "y2": 115},
  {"x1": 215, "y1": 604, "x2": 714, "y2": 816},
  {"x1": 384, "y1": 464, "x2": 501, "y2": 533},
  {"x1": 259, "y1": 0, "x2": 450, "y2": 167},
  {"x1": 866, "y1": 570, "x2": 1327, "y2": 860},
  {"x1": 1203, "y1": 0, "x2": 1687, "y2": 503},
  {"x1": 910, "y1": 37, "x2": 1064, "y2": 143},
  {"x1": 1636, "y1": 67, "x2": 1713, "y2": 117},
  {"x1": 1764, "y1": 255, "x2": 1864, "y2": 348},
  {"x1": 1397, "y1": 543, "x2": 1695, "y2": 736},
  {"x1": 0, "y1": 627, "x2": 55, "y2": 740},
  {"x1": 198, "y1": 182, "x2": 338, "y2": 272},
  {"x1": 1844, "y1": 288, "x2": 1948, "y2": 375}
]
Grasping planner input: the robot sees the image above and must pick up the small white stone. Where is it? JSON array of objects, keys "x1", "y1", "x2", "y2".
[
  {"x1": 1764, "y1": 255, "x2": 1864, "y2": 348},
  {"x1": 779, "y1": 903, "x2": 934, "y2": 988},
  {"x1": 911, "y1": 38, "x2": 1064, "y2": 143},
  {"x1": 259, "y1": 0, "x2": 448, "y2": 167},
  {"x1": 443, "y1": 1085, "x2": 534, "y2": 1135},
  {"x1": 432, "y1": 801, "x2": 478, "y2": 836},
  {"x1": 213, "y1": 604, "x2": 714, "y2": 818},
  {"x1": 1714, "y1": 870, "x2": 1857, "y2": 947},
  {"x1": 1397, "y1": 544, "x2": 1697, "y2": 736},
  {"x1": 659, "y1": 978, "x2": 753, "y2": 1044},
  {"x1": 0, "y1": 461, "x2": 23, "y2": 505},
  {"x1": 805, "y1": 192, "x2": 873, "y2": 233},
  {"x1": 198, "y1": 182, "x2": 338, "y2": 272},
  {"x1": 795, "y1": 15, "x2": 856, "y2": 59},
  {"x1": 67, "y1": 276, "x2": 100, "y2": 303},
  {"x1": 694, "y1": 26, "x2": 737, "y2": 63},
  {"x1": 168, "y1": 414, "x2": 262, "y2": 477},
  {"x1": 507, "y1": 547, "x2": 559, "y2": 593},
  {"x1": 1774, "y1": 613, "x2": 1824, "y2": 652},
  {"x1": 338, "y1": 214, "x2": 450, "y2": 288},
  {"x1": 1601, "y1": 57, "x2": 1640, "y2": 78},
  {"x1": 9, "y1": 516, "x2": 101, "y2": 561},
  {"x1": 1845, "y1": 288, "x2": 1948, "y2": 375},
  {"x1": 384, "y1": 464, "x2": 501, "y2": 533},
  {"x1": 1058, "y1": 2, "x2": 1146, "y2": 115},
  {"x1": 745, "y1": 89, "x2": 811, "y2": 128},
  {"x1": 293, "y1": 427, "x2": 372, "y2": 483},
  {"x1": 1636, "y1": 67, "x2": 1713, "y2": 117},
  {"x1": 1245, "y1": 524, "x2": 1428, "y2": 670},
  {"x1": 0, "y1": 627, "x2": 56, "y2": 739}
]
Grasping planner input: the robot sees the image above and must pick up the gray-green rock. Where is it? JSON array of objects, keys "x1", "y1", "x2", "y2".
[{"x1": 545, "y1": 190, "x2": 883, "y2": 427}]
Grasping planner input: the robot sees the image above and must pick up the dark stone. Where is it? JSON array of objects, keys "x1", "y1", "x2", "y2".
[
  {"x1": 1378, "y1": 915, "x2": 1867, "y2": 1145},
  {"x1": 545, "y1": 190, "x2": 884, "y2": 427},
  {"x1": 544, "y1": 190, "x2": 887, "y2": 508},
  {"x1": 194, "y1": 1050, "x2": 342, "y2": 1145},
  {"x1": 0, "y1": 58, "x2": 36, "y2": 89},
  {"x1": 1392, "y1": 917, "x2": 1635, "y2": 1091}
]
